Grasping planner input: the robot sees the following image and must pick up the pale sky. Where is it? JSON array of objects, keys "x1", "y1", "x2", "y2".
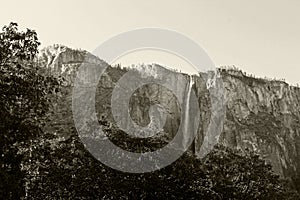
[{"x1": 1, "y1": 0, "x2": 300, "y2": 84}]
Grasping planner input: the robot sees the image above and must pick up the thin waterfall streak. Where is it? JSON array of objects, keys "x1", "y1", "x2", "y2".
[{"x1": 183, "y1": 75, "x2": 193, "y2": 149}]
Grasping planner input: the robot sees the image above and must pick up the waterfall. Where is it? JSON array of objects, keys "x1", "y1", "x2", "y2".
[{"x1": 182, "y1": 75, "x2": 193, "y2": 149}]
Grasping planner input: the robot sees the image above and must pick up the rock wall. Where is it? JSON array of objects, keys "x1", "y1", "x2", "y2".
[
  {"x1": 219, "y1": 70, "x2": 300, "y2": 178},
  {"x1": 40, "y1": 45, "x2": 300, "y2": 181}
]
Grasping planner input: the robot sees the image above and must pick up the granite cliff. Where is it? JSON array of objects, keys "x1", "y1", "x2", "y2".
[{"x1": 39, "y1": 45, "x2": 300, "y2": 183}]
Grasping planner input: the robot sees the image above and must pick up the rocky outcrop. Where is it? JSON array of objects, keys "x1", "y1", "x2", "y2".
[
  {"x1": 39, "y1": 44, "x2": 106, "y2": 82},
  {"x1": 39, "y1": 45, "x2": 300, "y2": 182}
]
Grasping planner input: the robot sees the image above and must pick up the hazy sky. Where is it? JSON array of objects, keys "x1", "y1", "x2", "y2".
[{"x1": 1, "y1": 0, "x2": 300, "y2": 84}]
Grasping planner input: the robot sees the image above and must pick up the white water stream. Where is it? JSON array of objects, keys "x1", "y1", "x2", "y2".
[{"x1": 182, "y1": 75, "x2": 193, "y2": 149}]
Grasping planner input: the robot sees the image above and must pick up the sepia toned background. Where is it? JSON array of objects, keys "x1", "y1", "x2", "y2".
[{"x1": 0, "y1": 0, "x2": 299, "y2": 84}]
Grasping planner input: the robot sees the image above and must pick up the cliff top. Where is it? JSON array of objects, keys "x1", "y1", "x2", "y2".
[{"x1": 39, "y1": 45, "x2": 299, "y2": 89}]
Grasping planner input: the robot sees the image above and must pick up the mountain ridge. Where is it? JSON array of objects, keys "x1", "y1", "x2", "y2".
[{"x1": 39, "y1": 44, "x2": 300, "y2": 185}]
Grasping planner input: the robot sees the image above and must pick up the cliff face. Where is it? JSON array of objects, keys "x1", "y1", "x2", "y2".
[
  {"x1": 40, "y1": 45, "x2": 300, "y2": 180},
  {"x1": 220, "y1": 70, "x2": 300, "y2": 178}
]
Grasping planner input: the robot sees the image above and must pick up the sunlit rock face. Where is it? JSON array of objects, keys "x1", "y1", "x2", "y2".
[
  {"x1": 39, "y1": 44, "x2": 105, "y2": 82},
  {"x1": 219, "y1": 69, "x2": 300, "y2": 178},
  {"x1": 40, "y1": 45, "x2": 300, "y2": 180}
]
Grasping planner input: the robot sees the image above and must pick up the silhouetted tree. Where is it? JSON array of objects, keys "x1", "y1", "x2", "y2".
[{"x1": 0, "y1": 22, "x2": 60, "y2": 199}]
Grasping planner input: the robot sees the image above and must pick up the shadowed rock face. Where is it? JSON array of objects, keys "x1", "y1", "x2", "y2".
[{"x1": 40, "y1": 45, "x2": 300, "y2": 180}]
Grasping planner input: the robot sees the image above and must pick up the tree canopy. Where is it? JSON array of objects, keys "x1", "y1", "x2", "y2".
[{"x1": 0, "y1": 22, "x2": 60, "y2": 199}]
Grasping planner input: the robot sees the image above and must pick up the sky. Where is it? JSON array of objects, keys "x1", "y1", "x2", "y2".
[{"x1": 1, "y1": 0, "x2": 300, "y2": 84}]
